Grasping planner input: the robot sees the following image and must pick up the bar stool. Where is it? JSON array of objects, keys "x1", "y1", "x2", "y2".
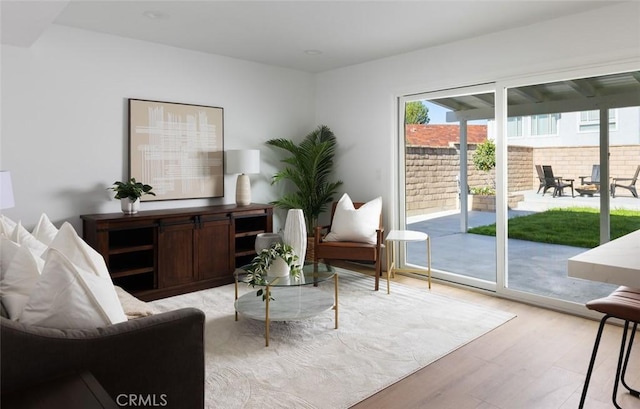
[{"x1": 579, "y1": 287, "x2": 640, "y2": 408}]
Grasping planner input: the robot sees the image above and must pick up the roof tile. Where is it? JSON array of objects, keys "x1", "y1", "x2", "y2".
[{"x1": 405, "y1": 124, "x2": 487, "y2": 147}]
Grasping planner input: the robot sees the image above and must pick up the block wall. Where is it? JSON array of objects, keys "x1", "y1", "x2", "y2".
[
  {"x1": 405, "y1": 144, "x2": 638, "y2": 216},
  {"x1": 532, "y1": 145, "x2": 640, "y2": 187}
]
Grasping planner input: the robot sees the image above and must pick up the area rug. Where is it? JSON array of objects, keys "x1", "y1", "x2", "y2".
[{"x1": 150, "y1": 268, "x2": 515, "y2": 409}]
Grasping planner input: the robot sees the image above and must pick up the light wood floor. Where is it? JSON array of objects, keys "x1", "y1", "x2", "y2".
[{"x1": 339, "y1": 263, "x2": 640, "y2": 409}]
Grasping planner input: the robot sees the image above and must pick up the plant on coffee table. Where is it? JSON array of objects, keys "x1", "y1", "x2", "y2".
[{"x1": 246, "y1": 242, "x2": 302, "y2": 301}]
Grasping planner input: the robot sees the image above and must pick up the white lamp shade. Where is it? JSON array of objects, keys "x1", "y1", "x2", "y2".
[
  {"x1": 226, "y1": 150, "x2": 260, "y2": 174},
  {"x1": 0, "y1": 171, "x2": 15, "y2": 209}
]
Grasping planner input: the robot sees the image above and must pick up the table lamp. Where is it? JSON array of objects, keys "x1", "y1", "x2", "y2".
[
  {"x1": 225, "y1": 150, "x2": 260, "y2": 206},
  {"x1": 0, "y1": 171, "x2": 15, "y2": 209}
]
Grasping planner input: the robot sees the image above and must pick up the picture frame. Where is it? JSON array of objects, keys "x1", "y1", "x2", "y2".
[{"x1": 128, "y1": 99, "x2": 224, "y2": 201}]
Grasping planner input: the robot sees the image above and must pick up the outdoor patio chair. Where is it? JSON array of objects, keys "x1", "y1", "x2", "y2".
[
  {"x1": 535, "y1": 165, "x2": 547, "y2": 194},
  {"x1": 610, "y1": 164, "x2": 639, "y2": 198},
  {"x1": 542, "y1": 165, "x2": 574, "y2": 198},
  {"x1": 579, "y1": 164, "x2": 600, "y2": 189},
  {"x1": 576, "y1": 164, "x2": 600, "y2": 196}
]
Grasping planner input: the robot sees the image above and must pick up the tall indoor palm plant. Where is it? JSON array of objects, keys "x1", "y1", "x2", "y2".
[{"x1": 266, "y1": 125, "x2": 343, "y2": 232}]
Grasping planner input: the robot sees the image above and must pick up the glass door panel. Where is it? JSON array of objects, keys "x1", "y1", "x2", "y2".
[
  {"x1": 401, "y1": 88, "x2": 497, "y2": 289},
  {"x1": 503, "y1": 72, "x2": 639, "y2": 304}
]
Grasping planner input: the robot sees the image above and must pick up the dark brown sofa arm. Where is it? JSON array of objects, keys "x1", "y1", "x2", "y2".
[{"x1": 1, "y1": 308, "x2": 205, "y2": 409}]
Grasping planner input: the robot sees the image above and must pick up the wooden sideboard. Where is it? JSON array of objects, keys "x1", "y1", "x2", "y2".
[{"x1": 81, "y1": 204, "x2": 273, "y2": 301}]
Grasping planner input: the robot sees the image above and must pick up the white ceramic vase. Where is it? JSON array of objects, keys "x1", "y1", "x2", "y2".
[
  {"x1": 283, "y1": 209, "x2": 307, "y2": 265},
  {"x1": 121, "y1": 198, "x2": 140, "y2": 214},
  {"x1": 267, "y1": 256, "x2": 290, "y2": 277}
]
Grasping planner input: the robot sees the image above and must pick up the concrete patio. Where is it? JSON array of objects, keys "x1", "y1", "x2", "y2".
[
  {"x1": 404, "y1": 190, "x2": 639, "y2": 304},
  {"x1": 514, "y1": 189, "x2": 640, "y2": 212}
]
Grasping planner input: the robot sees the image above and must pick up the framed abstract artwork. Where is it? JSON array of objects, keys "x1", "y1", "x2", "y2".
[{"x1": 128, "y1": 99, "x2": 224, "y2": 201}]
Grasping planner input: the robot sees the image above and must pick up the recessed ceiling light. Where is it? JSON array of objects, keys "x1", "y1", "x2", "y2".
[
  {"x1": 304, "y1": 50, "x2": 323, "y2": 56},
  {"x1": 143, "y1": 10, "x2": 166, "y2": 20}
]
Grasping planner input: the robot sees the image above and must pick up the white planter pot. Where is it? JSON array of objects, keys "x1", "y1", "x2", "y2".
[
  {"x1": 121, "y1": 198, "x2": 140, "y2": 214},
  {"x1": 254, "y1": 233, "x2": 283, "y2": 254},
  {"x1": 283, "y1": 209, "x2": 307, "y2": 265},
  {"x1": 267, "y1": 256, "x2": 290, "y2": 277}
]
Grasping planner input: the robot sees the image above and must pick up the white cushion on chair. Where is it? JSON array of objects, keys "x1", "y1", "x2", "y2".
[{"x1": 324, "y1": 193, "x2": 382, "y2": 245}]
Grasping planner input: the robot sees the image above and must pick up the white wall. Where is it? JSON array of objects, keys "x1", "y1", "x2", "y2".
[
  {"x1": 3, "y1": 3, "x2": 639, "y2": 234},
  {"x1": 1, "y1": 25, "x2": 315, "y2": 230},
  {"x1": 315, "y1": 2, "x2": 640, "y2": 228}
]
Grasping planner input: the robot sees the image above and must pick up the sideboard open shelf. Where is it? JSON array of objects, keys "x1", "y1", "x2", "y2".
[
  {"x1": 81, "y1": 204, "x2": 273, "y2": 301},
  {"x1": 233, "y1": 209, "x2": 272, "y2": 267}
]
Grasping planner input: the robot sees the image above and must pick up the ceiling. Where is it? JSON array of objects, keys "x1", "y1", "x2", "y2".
[{"x1": 1, "y1": 1, "x2": 618, "y2": 73}]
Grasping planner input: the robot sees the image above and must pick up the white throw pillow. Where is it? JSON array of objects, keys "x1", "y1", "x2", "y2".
[
  {"x1": 20, "y1": 248, "x2": 127, "y2": 329},
  {"x1": 47, "y1": 222, "x2": 110, "y2": 279},
  {"x1": 1, "y1": 245, "x2": 43, "y2": 320},
  {"x1": 10, "y1": 222, "x2": 48, "y2": 257},
  {"x1": 0, "y1": 215, "x2": 17, "y2": 237},
  {"x1": 324, "y1": 193, "x2": 382, "y2": 245},
  {"x1": 0, "y1": 235, "x2": 20, "y2": 280},
  {"x1": 32, "y1": 213, "x2": 59, "y2": 246}
]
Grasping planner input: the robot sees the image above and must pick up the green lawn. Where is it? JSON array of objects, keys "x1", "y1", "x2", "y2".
[{"x1": 468, "y1": 207, "x2": 640, "y2": 248}]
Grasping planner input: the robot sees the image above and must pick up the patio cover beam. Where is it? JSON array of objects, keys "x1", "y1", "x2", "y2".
[
  {"x1": 566, "y1": 79, "x2": 597, "y2": 98},
  {"x1": 509, "y1": 87, "x2": 544, "y2": 103},
  {"x1": 445, "y1": 90, "x2": 640, "y2": 122}
]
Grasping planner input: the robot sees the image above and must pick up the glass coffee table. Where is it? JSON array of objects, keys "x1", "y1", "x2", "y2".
[{"x1": 234, "y1": 262, "x2": 338, "y2": 346}]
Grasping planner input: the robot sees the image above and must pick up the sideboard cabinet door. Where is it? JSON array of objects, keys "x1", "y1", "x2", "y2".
[
  {"x1": 157, "y1": 217, "x2": 196, "y2": 288},
  {"x1": 195, "y1": 216, "x2": 232, "y2": 281}
]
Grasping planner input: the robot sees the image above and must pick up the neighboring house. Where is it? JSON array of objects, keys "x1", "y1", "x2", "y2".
[
  {"x1": 405, "y1": 124, "x2": 487, "y2": 147},
  {"x1": 486, "y1": 107, "x2": 640, "y2": 147}
]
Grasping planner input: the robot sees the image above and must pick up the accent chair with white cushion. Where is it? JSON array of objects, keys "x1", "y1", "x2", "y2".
[{"x1": 314, "y1": 193, "x2": 384, "y2": 291}]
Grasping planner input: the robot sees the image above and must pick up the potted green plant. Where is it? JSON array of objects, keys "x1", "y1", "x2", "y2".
[
  {"x1": 266, "y1": 125, "x2": 343, "y2": 260},
  {"x1": 245, "y1": 242, "x2": 302, "y2": 301},
  {"x1": 469, "y1": 139, "x2": 496, "y2": 211},
  {"x1": 108, "y1": 178, "x2": 155, "y2": 214}
]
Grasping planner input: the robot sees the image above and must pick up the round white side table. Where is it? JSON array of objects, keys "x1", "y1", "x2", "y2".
[{"x1": 385, "y1": 229, "x2": 431, "y2": 294}]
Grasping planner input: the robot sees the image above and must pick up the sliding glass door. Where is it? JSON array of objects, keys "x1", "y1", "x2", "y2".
[
  {"x1": 397, "y1": 69, "x2": 640, "y2": 313},
  {"x1": 399, "y1": 84, "x2": 497, "y2": 291},
  {"x1": 503, "y1": 72, "x2": 639, "y2": 305}
]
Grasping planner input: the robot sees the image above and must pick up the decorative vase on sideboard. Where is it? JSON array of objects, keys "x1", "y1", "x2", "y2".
[
  {"x1": 120, "y1": 198, "x2": 140, "y2": 214},
  {"x1": 283, "y1": 209, "x2": 307, "y2": 265}
]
